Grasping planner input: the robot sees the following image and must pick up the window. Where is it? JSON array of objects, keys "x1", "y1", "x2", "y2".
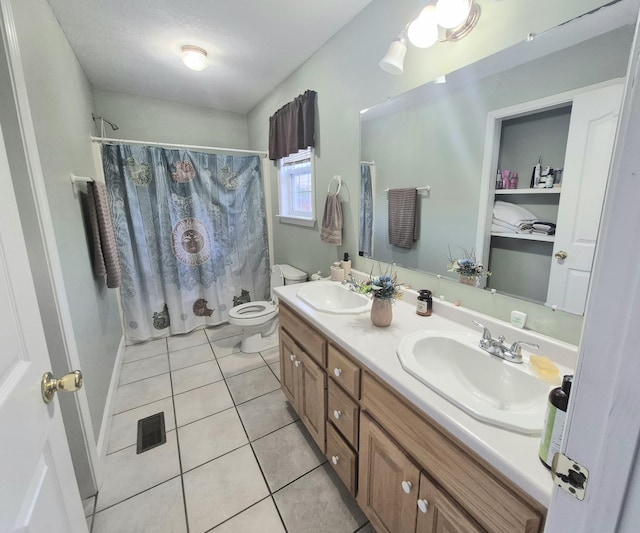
[{"x1": 277, "y1": 148, "x2": 316, "y2": 226}]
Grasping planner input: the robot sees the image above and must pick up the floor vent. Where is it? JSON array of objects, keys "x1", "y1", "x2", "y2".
[{"x1": 137, "y1": 412, "x2": 166, "y2": 454}]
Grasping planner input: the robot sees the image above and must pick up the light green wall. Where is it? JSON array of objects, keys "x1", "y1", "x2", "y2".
[
  {"x1": 5, "y1": 0, "x2": 123, "y2": 495},
  {"x1": 93, "y1": 90, "x2": 250, "y2": 148},
  {"x1": 247, "y1": 0, "x2": 623, "y2": 345}
]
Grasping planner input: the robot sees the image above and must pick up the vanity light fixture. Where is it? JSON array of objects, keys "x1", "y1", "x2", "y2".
[
  {"x1": 181, "y1": 45, "x2": 209, "y2": 71},
  {"x1": 380, "y1": 0, "x2": 481, "y2": 75}
]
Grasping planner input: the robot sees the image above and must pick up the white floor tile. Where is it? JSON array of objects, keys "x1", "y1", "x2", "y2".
[
  {"x1": 114, "y1": 373, "x2": 172, "y2": 414},
  {"x1": 107, "y1": 397, "x2": 175, "y2": 454},
  {"x1": 269, "y1": 362, "x2": 281, "y2": 381},
  {"x1": 167, "y1": 329, "x2": 208, "y2": 352},
  {"x1": 93, "y1": 477, "x2": 186, "y2": 533},
  {"x1": 260, "y1": 346, "x2": 280, "y2": 364},
  {"x1": 211, "y1": 498, "x2": 285, "y2": 533},
  {"x1": 173, "y1": 381, "x2": 233, "y2": 427},
  {"x1": 119, "y1": 354, "x2": 169, "y2": 385},
  {"x1": 171, "y1": 359, "x2": 223, "y2": 394},
  {"x1": 178, "y1": 408, "x2": 248, "y2": 472},
  {"x1": 169, "y1": 344, "x2": 215, "y2": 371},
  {"x1": 96, "y1": 431, "x2": 180, "y2": 511},
  {"x1": 183, "y1": 445, "x2": 269, "y2": 533},
  {"x1": 205, "y1": 324, "x2": 243, "y2": 342},
  {"x1": 217, "y1": 352, "x2": 266, "y2": 378},
  {"x1": 236, "y1": 389, "x2": 297, "y2": 441},
  {"x1": 226, "y1": 366, "x2": 280, "y2": 404},
  {"x1": 210, "y1": 334, "x2": 243, "y2": 357},
  {"x1": 123, "y1": 339, "x2": 167, "y2": 363}
]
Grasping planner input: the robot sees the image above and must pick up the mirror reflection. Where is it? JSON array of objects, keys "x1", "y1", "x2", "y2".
[{"x1": 360, "y1": 9, "x2": 634, "y2": 316}]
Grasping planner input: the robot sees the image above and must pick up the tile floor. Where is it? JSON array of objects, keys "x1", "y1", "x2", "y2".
[{"x1": 84, "y1": 324, "x2": 374, "y2": 533}]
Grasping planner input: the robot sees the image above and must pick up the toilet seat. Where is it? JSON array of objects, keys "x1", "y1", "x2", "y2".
[{"x1": 228, "y1": 301, "x2": 277, "y2": 327}]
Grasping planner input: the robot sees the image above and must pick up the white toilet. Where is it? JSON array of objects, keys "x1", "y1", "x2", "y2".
[{"x1": 228, "y1": 264, "x2": 307, "y2": 353}]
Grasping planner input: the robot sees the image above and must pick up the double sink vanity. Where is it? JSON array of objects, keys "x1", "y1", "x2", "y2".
[{"x1": 275, "y1": 279, "x2": 576, "y2": 533}]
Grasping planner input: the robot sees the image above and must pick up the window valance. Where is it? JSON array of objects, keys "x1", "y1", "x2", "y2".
[{"x1": 268, "y1": 90, "x2": 317, "y2": 161}]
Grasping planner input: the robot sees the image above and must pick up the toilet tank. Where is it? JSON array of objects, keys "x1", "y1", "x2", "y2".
[{"x1": 279, "y1": 264, "x2": 307, "y2": 285}]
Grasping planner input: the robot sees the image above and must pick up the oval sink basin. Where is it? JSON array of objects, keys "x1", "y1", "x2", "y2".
[
  {"x1": 297, "y1": 281, "x2": 371, "y2": 314},
  {"x1": 397, "y1": 331, "x2": 551, "y2": 435}
]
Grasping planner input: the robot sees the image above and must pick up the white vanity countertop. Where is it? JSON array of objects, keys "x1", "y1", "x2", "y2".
[{"x1": 275, "y1": 282, "x2": 578, "y2": 507}]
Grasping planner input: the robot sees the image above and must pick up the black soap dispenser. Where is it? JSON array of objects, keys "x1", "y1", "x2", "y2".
[
  {"x1": 340, "y1": 252, "x2": 351, "y2": 276},
  {"x1": 539, "y1": 375, "x2": 573, "y2": 469},
  {"x1": 416, "y1": 289, "x2": 432, "y2": 316}
]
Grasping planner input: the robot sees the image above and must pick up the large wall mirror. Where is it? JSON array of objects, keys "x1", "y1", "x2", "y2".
[{"x1": 359, "y1": 1, "x2": 636, "y2": 316}]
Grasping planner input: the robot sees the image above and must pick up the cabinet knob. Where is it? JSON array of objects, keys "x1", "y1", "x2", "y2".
[
  {"x1": 289, "y1": 354, "x2": 296, "y2": 361},
  {"x1": 417, "y1": 499, "x2": 429, "y2": 514},
  {"x1": 333, "y1": 410, "x2": 342, "y2": 419},
  {"x1": 332, "y1": 455, "x2": 340, "y2": 465},
  {"x1": 333, "y1": 368, "x2": 342, "y2": 377},
  {"x1": 554, "y1": 250, "x2": 568, "y2": 260},
  {"x1": 401, "y1": 480, "x2": 413, "y2": 494},
  {"x1": 294, "y1": 360, "x2": 301, "y2": 368}
]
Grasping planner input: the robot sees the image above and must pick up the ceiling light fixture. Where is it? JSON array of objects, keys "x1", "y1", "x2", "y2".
[
  {"x1": 181, "y1": 45, "x2": 209, "y2": 71},
  {"x1": 379, "y1": 1, "x2": 480, "y2": 75}
]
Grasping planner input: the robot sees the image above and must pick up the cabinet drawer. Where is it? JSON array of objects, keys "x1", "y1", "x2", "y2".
[
  {"x1": 326, "y1": 423, "x2": 357, "y2": 496},
  {"x1": 279, "y1": 302, "x2": 326, "y2": 365},
  {"x1": 361, "y1": 372, "x2": 544, "y2": 533},
  {"x1": 328, "y1": 379, "x2": 359, "y2": 448},
  {"x1": 328, "y1": 344, "x2": 361, "y2": 399}
]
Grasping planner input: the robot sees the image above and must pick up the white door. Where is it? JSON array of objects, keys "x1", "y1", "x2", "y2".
[
  {"x1": 546, "y1": 82, "x2": 624, "y2": 314},
  {"x1": 0, "y1": 124, "x2": 86, "y2": 532}
]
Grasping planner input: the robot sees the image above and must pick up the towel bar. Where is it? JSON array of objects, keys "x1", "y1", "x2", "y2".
[{"x1": 384, "y1": 186, "x2": 430, "y2": 192}]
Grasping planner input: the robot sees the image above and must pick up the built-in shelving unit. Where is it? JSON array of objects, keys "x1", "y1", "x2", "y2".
[
  {"x1": 495, "y1": 188, "x2": 561, "y2": 195},
  {"x1": 491, "y1": 232, "x2": 555, "y2": 242}
]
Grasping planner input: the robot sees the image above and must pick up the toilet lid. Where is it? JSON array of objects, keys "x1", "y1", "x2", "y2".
[{"x1": 228, "y1": 301, "x2": 276, "y2": 320}]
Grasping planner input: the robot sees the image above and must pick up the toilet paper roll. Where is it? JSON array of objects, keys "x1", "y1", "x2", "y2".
[{"x1": 330, "y1": 266, "x2": 345, "y2": 282}]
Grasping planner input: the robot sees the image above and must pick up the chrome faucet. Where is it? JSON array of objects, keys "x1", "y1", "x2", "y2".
[
  {"x1": 472, "y1": 320, "x2": 539, "y2": 364},
  {"x1": 341, "y1": 274, "x2": 357, "y2": 290}
]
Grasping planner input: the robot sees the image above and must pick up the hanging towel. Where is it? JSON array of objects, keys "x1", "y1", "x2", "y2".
[
  {"x1": 320, "y1": 192, "x2": 343, "y2": 245},
  {"x1": 388, "y1": 188, "x2": 418, "y2": 249},
  {"x1": 88, "y1": 182, "x2": 121, "y2": 288}
]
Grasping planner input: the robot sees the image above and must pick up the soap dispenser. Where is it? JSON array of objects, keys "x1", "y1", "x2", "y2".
[
  {"x1": 539, "y1": 375, "x2": 573, "y2": 470},
  {"x1": 340, "y1": 252, "x2": 351, "y2": 276}
]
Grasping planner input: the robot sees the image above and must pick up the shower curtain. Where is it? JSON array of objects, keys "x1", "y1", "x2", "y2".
[
  {"x1": 102, "y1": 144, "x2": 271, "y2": 342},
  {"x1": 359, "y1": 163, "x2": 373, "y2": 257}
]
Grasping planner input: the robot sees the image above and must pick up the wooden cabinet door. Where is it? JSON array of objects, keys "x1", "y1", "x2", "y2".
[
  {"x1": 416, "y1": 473, "x2": 484, "y2": 533},
  {"x1": 358, "y1": 413, "x2": 420, "y2": 533},
  {"x1": 279, "y1": 329, "x2": 299, "y2": 409},
  {"x1": 298, "y1": 349, "x2": 327, "y2": 452}
]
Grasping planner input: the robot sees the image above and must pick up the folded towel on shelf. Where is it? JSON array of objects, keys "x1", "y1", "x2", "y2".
[
  {"x1": 492, "y1": 222, "x2": 533, "y2": 234},
  {"x1": 388, "y1": 188, "x2": 418, "y2": 249},
  {"x1": 493, "y1": 201, "x2": 538, "y2": 227},
  {"x1": 532, "y1": 222, "x2": 557, "y2": 234},
  {"x1": 88, "y1": 181, "x2": 121, "y2": 288},
  {"x1": 320, "y1": 192, "x2": 343, "y2": 245}
]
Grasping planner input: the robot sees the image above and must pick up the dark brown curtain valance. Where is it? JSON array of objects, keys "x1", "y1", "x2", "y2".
[{"x1": 268, "y1": 90, "x2": 317, "y2": 160}]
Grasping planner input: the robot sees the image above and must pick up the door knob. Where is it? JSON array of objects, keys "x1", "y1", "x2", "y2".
[
  {"x1": 401, "y1": 480, "x2": 413, "y2": 494},
  {"x1": 333, "y1": 410, "x2": 342, "y2": 419},
  {"x1": 333, "y1": 368, "x2": 342, "y2": 377},
  {"x1": 42, "y1": 370, "x2": 83, "y2": 404},
  {"x1": 554, "y1": 250, "x2": 568, "y2": 260},
  {"x1": 332, "y1": 455, "x2": 339, "y2": 465},
  {"x1": 294, "y1": 361, "x2": 301, "y2": 368},
  {"x1": 417, "y1": 499, "x2": 429, "y2": 513}
]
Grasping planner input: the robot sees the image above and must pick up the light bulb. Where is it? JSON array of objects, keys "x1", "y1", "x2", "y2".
[
  {"x1": 181, "y1": 45, "x2": 209, "y2": 71},
  {"x1": 407, "y1": 6, "x2": 438, "y2": 49},
  {"x1": 435, "y1": 0, "x2": 471, "y2": 29}
]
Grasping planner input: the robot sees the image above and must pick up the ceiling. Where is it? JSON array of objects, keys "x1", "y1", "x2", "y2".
[{"x1": 46, "y1": 0, "x2": 373, "y2": 115}]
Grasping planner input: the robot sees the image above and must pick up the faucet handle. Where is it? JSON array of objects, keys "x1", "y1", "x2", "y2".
[
  {"x1": 509, "y1": 341, "x2": 539, "y2": 357},
  {"x1": 472, "y1": 320, "x2": 492, "y2": 341}
]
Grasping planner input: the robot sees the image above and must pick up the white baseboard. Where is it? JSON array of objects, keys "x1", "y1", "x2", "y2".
[{"x1": 96, "y1": 335, "x2": 126, "y2": 463}]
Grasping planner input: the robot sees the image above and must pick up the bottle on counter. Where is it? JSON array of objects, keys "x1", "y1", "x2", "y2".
[
  {"x1": 539, "y1": 375, "x2": 573, "y2": 469},
  {"x1": 340, "y1": 252, "x2": 351, "y2": 276},
  {"x1": 416, "y1": 289, "x2": 432, "y2": 316}
]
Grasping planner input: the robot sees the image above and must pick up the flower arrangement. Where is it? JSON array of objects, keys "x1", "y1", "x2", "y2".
[
  {"x1": 355, "y1": 266, "x2": 403, "y2": 302},
  {"x1": 446, "y1": 247, "x2": 491, "y2": 278}
]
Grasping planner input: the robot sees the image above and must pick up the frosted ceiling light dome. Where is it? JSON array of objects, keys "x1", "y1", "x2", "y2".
[
  {"x1": 435, "y1": 0, "x2": 472, "y2": 29},
  {"x1": 408, "y1": 5, "x2": 438, "y2": 49},
  {"x1": 181, "y1": 45, "x2": 209, "y2": 71}
]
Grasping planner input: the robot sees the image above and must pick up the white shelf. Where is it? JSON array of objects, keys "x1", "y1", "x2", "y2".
[
  {"x1": 495, "y1": 188, "x2": 561, "y2": 195},
  {"x1": 491, "y1": 232, "x2": 555, "y2": 243}
]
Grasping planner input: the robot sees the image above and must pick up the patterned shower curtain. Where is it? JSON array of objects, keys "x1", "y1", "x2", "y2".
[{"x1": 102, "y1": 144, "x2": 271, "y2": 342}]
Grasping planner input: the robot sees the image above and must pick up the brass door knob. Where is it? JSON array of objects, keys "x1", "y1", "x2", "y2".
[
  {"x1": 42, "y1": 370, "x2": 83, "y2": 404},
  {"x1": 554, "y1": 250, "x2": 568, "y2": 260}
]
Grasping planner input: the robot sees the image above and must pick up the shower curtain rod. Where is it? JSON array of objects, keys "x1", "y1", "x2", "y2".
[{"x1": 91, "y1": 136, "x2": 268, "y2": 157}]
